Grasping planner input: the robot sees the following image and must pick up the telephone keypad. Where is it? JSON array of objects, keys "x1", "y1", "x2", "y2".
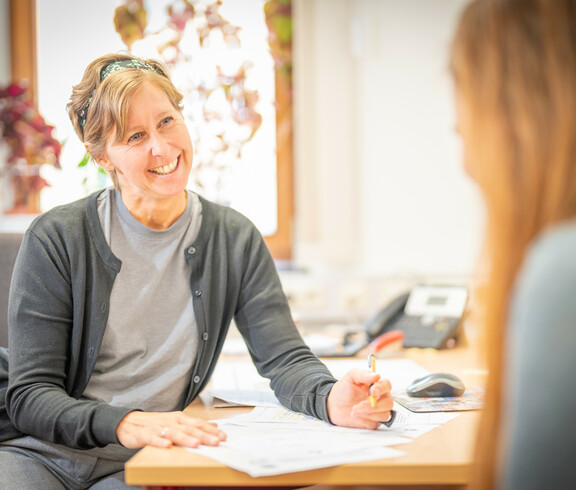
[{"x1": 395, "y1": 316, "x2": 459, "y2": 349}]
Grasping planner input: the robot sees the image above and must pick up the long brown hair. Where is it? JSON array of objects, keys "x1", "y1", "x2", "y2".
[{"x1": 451, "y1": 0, "x2": 576, "y2": 487}]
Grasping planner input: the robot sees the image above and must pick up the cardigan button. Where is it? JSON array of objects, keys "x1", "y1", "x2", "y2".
[
  {"x1": 193, "y1": 375, "x2": 201, "y2": 383},
  {"x1": 187, "y1": 246, "x2": 197, "y2": 255},
  {"x1": 194, "y1": 290, "x2": 202, "y2": 297},
  {"x1": 202, "y1": 332, "x2": 209, "y2": 341}
]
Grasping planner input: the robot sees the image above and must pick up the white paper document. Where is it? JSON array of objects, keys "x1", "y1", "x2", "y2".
[
  {"x1": 197, "y1": 358, "x2": 461, "y2": 476},
  {"x1": 188, "y1": 406, "x2": 409, "y2": 477},
  {"x1": 210, "y1": 388, "x2": 282, "y2": 408}
]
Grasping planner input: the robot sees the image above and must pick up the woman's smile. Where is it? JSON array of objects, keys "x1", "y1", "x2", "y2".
[{"x1": 149, "y1": 156, "x2": 179, "y2": 175}]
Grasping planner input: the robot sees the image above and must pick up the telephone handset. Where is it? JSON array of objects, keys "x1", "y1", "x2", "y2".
[{"x1": 364, "y1": 291, "x2": 410, "y2": 341}]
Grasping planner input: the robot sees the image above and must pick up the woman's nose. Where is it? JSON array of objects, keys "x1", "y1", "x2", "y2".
[{"x1": 148, "y1": 131, "x2": 170, "y2": 156}]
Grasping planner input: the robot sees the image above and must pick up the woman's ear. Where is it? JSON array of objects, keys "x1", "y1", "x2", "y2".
[
  {"x1": 99, "y1": 159, "x2": 115, "y2": 173},
  {"x1": 85, "y1": 143, "x2": 114, "y2": 172}
]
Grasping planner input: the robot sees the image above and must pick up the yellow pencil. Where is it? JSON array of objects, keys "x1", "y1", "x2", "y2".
[{"x1": 368, "y1": 353, "x2": 377, "y2": 407}]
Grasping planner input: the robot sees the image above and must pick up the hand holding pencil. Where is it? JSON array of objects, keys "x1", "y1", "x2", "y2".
[
  {"x1": 368, "y1": 354, "x2": 396, "y2": 426},
  {"x1": 368, "y1": 353, "x2": 378, "y2": 407},
  {"x1": 326, "y1": 356, "x2": 395, "y2": 430}
]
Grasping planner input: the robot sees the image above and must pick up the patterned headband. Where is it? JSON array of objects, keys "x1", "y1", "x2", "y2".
[{"x1": 78, "y1": 59, "x2": 158, "y2": 134}]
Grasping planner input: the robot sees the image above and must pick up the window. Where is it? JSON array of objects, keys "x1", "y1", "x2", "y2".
[{"x1": 8, "y1": 0, "x2": 293, "y2": 259}]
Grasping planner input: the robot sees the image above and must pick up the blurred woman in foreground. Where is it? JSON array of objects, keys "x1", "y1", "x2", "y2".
[{"x1": 451, "y1": 0, "x2": 576, "y2": 488}]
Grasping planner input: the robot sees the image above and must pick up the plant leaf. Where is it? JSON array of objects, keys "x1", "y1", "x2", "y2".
[{"x1": 78, "y1": 152, "x2": 90, "y2": 168}]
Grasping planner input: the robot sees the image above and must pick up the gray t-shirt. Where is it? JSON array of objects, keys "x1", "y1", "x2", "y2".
[
  {"x1": 83, "y1": 188, "x2": 201, "y2": 412},
  {"x1": 499, "y1": 221, "x2": 576, "y2": 489}
]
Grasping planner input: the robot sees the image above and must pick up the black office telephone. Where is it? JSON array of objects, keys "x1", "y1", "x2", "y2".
[
  {"x1": 314, "y1": 285, "x2": 468, "y2": 357},
  {"x1": 368, "y1": 285, "x2": 468, "y2": 349}
]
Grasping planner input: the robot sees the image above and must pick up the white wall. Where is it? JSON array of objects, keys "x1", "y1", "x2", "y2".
[{"x1": 293, "y1": 0, "x2": 484, "y2": 280}]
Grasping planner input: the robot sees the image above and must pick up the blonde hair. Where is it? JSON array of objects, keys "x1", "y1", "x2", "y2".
[
  {"x1": 451, "y1": 0, "x2": 576, "y2": 487},
  {"x1": 66, "y1": 54, "x2": 184, "y2": 187}
]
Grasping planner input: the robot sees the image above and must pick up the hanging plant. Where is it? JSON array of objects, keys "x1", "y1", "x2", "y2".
[
  {"x1": 113, "y1": 0, "x2": 266, "y2": 201},
  {"x1": 0, "y1": 82, "x2": 62, "y2": 214},
  {"x1": 0, "y1": 82, "x2": 61, "y2": 168}
]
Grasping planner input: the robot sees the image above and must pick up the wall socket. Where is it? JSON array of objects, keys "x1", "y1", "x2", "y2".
[
  {"x1": 338, "y1": 280, "x2": 369, "y2": 312},
  {"x1": 282, "y1": 279, "x2": 328, "y2": 312}
]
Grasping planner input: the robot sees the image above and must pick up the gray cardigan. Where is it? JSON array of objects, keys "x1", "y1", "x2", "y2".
[{"x1": 0, "y1": 191, "x2": 336, "y2": 448}]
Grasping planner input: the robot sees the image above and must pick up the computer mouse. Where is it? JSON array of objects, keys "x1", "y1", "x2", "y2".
[{"x1": 406, "y1": 372, "x2": 465, "y2": 398}]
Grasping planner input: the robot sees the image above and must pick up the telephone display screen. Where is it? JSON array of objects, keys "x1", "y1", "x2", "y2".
[
  {"x1": 426, "y1": 296, "x2": 447, "y2": 306},
  {"x1": 404, "y1": 286, "x2": 467, "y2": 318}
]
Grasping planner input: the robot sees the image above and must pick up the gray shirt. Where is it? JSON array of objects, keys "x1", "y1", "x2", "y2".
[
  {"x1": 83, "y1": 189, "x2": 201, "y2": 412},
  {"x1": 499, "y1": 222, "x2": 576, "y2": 489}
]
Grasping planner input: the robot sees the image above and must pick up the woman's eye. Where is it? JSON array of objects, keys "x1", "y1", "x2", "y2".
[
  {"x1": 161, "y1": 116, "x2": 173, "y2": 126},
  {"x1": 128, "y1": 132, "x2": 142, "y2": 143}
]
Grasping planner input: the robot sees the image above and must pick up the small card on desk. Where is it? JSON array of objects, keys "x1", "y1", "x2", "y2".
[{"x1": 393, "y1": 386, "x2": 485, "y2": 413}]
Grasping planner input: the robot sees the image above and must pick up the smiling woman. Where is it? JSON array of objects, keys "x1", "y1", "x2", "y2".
[
  {"x1": 66, "y1": 55, "x2": 194, "y2": 229},
  {"x1": 7, "y1": 0, "x2": 293, "y2": 259},
  {"x1": 0, "y1": 51, "x2": 396, "y2": 489}
]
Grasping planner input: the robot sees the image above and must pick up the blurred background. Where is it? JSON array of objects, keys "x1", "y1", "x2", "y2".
[{"x1": 0, "y1": 0, "x2": 482, "y2": 329}]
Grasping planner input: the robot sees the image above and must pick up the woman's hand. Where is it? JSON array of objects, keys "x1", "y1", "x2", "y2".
[
  {"x1": 326, "y1": 369, "x2": 394, "y2": 430},
  {"x1": 116, "y1": 411, "x2": 227, "y2": 449}
]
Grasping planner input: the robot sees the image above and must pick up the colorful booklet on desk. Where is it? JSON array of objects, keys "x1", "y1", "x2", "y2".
[{"x1": 393, "y1": 386, "x2": 485, "y2": 413}]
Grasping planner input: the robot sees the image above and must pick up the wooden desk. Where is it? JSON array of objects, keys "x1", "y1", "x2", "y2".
[{"x1": 125, "y1": 348, "x2": 482, "y2": 489}]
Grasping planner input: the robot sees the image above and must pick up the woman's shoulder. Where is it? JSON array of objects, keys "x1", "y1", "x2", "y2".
[
  {"x1": 523, "y1": 221, "x2": 576, "y2": 279},
  {"x1": 26, "y1": 190, "x2": 104, "y2": 240},
  {"x1": 512, "y1": 220, "x2": 576, "y2": 322}
]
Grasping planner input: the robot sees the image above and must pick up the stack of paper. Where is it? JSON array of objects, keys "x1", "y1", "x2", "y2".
[{"x1": 189, "y1": 406, "x2": 409, "y2": 477}]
